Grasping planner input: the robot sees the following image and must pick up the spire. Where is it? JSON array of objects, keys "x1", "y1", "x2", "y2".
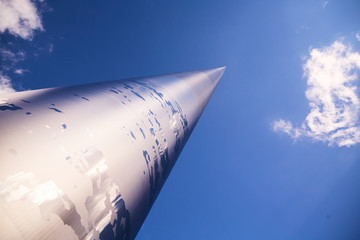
[
  {"x1": 166, "y1": 66, "x2": 226, "y2": 130},
  {"x1": 0, "y1": 67, "x2": 226, "y2": 240},
  {"x1": 172, "y1": 67, "x2": 225, "y2": 111}
]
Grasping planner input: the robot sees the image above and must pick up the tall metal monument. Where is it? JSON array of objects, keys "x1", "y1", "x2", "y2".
[{"x1": 0, "y1": 67, "x2": 225, "y2": 239}]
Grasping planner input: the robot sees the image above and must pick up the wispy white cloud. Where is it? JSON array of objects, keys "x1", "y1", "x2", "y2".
[
  {"x1": 0, "y1": 0, "x2": 44, "y2": 40},
  {"x1": 272, "y1": 120, "x2": 303, "y2": 139},
  {"x1": 322, "y1": 1, "x2": 329, "y2": 8},
  {"x1": 0, "y1": 0, "x2": 46, "y2": 94},
  {"x1": 273, "y1": 41, "x2": 360, "y2": 147},
  {"x1": 0, "y1": 48, "x2": 26, "y2": 93},
  {"x1": 14, "y1": 68, "x2": 26, "y2": 75},
  {"x1": 356, "y1": 32, "x2": 360, "y2": 42},
  {"x1": 0, "y1": 73, "x2": 15, "y2": 94},
  {"x1": 0, "y1": 48, "x2": 25, "y2": 64},
  {"x1": 48, "y1": 43, "x2": 53, "y2": 53}
]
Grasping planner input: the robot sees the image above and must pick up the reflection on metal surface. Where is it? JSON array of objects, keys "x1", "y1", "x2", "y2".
[
  {"x1": 1, "y1": 172, "x2": 63, "y2": 204},
  {"x1": 0, "y1": 67, "x2": 225, "y2": 239}
]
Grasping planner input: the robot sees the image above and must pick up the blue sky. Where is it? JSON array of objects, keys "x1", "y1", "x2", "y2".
[{"x1": 1, "y1": 0, "x2": 360, "y2": 239}]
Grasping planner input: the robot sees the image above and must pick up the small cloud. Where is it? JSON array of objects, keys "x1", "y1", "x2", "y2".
[
  {"x1": 14, "y1": 68, "x2": 26, "y2": 75},
  {"x1": 356, "y1": 32, "x2": 360, "y2": 42},
  {"x1": 0, "y1": 0, "x2": 44, "y2": 40},
  {"x1": 295, "y1": 26, "x2": 310, "y2": 35},
  {"x1": 272, "y1": 120, "x2": 302, "y2": 139},
  {"x1": 0, "y1": 48, "x2": 25, "y2": 64},
  {"x1": 0, "y1": 48, "x2": 16, "y2": 60},
  {"x1": 301, "y1": 25, "x2": 310, "y2": 31},
  {"x1": 322, "y1": 1, "x2": 329, "y2": 8},
  {"x1": 0, "y1": 73, "x2": 15, "y2": 94},
  {"x1": 273, "y1": 41, "x2": 360, "y2": 147},
  {"x1": 49, "y1": 43, "x2": 53, "y2": 53}
]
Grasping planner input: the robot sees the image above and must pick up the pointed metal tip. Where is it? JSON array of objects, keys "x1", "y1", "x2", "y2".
[
  {"x1": 200, "y1": 66, "x2": 226, "y2": 86},
  {"x1": 168, "y1": 66, "x2": 226, "y2": 119},
  {"x1": 217, "y1": 66, "x2": 227, "y2": 71},
  {"x1": 215, "y1": 66, "x2": 227, "y2": 71}
]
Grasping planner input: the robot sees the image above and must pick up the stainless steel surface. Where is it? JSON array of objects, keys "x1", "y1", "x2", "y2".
[{"x1": 0, "y1": 67, "x2": 225, "y2": 239}]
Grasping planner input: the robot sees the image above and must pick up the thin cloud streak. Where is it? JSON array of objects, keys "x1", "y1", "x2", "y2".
[
  {"x1": 273, "y1": 41, "x2": 360, "y2": 147},
  {"x1": 322, "y1": 1, "x2": 329, "y2": 8}
]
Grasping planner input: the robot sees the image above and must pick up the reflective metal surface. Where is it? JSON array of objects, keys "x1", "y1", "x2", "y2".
[{"x1": 0, "y1": 67, "x2": 225, "y2": 239}]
